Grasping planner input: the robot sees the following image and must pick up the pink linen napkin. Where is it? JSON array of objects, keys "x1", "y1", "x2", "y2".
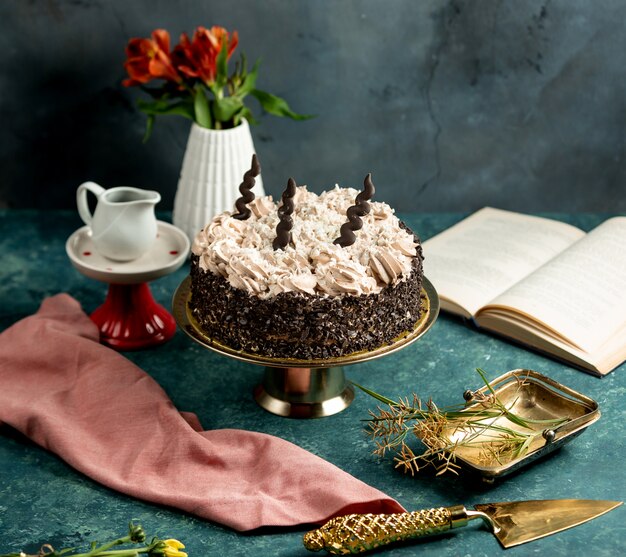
[{"x1": 0, "y1": 294, "x2": 403, "y2": 531}]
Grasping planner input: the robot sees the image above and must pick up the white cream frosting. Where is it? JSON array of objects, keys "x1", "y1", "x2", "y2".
[{"x1": 191, "y1": 185, "x2": 418, "y2": 299}]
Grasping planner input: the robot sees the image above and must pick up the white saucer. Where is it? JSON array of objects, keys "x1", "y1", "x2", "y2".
[{"x1": 66, "y1": 221, "x2": 190, "y2": 284}]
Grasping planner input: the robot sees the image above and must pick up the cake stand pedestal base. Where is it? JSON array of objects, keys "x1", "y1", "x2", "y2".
[
  {"x1": 253, "y1": 366, "x2": 354, "y2": 419},
  {"x1": 91, "y1": 283, "x2": 177, "y2": 350}
]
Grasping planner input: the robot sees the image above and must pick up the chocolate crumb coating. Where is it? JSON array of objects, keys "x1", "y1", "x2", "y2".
[{"x1": 189, "y1": 224, "x2": 424, "y2": 360}]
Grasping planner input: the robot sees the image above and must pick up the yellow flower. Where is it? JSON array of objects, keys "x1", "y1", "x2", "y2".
[{"x1": 161, "y1": 539, "x2": 188, "y2": 557}]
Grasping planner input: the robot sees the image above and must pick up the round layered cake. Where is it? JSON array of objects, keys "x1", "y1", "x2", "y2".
[{"x1": 189, "y1": 184, "x2": 424, "y2": 360}]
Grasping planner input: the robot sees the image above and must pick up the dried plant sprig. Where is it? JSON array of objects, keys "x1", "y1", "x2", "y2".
[{"x1": 355, "y1": 369, "x2": 570, "y2": 476}]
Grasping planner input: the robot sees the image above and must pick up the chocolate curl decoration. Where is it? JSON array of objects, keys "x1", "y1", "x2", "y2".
[
  {"x1": 232, "y1": 154, "x2": 261, "y2": 220},
  {"x1": 273, "y1": 178, "x2": 297, "y2": 250},
  {"x1": 333, "y1": 173, "x2": 376, "y2": 247}
]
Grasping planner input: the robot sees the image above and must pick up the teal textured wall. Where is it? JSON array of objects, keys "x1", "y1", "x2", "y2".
[{"x1": 1, "y1": 0, "x2": 625, "y2": 211}]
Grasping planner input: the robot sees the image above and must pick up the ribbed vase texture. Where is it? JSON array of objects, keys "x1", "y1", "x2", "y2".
[{"x1": 173, "y1": 119, "x2": 265, "y2": 243}]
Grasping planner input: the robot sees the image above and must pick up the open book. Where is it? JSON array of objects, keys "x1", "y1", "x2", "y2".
[{"x1": 422, "y1": 207, "x2": 626, "y2": 376}]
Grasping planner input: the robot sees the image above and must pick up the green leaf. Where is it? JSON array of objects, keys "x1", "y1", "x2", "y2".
[
  {"x1": 351, "y1": 381, "x2": 397, "y2": 407},
  {"x1": 237, "y1": 59, "x2": 260, "y2": 97},
  {"x1": 215, "y1": 41, "x2": 229, "y2": 89},
  {"x1": 136, "y1": 97, "x2": 170, "y2": 113},
  {"x1": 137, "y1": 98, "x2": 194, "y2": 119},
  {"x1": 475, "y1": 368, "x2": 497, "y2": 395},
  {"x1": 239, "y1": 52, "x2": 248, "y2": 77},
  {"x1": 234, "y1": 106, "x2": 259, "y2": 126},
  {"x1": 209, "y1": 81, "x2": 223, "y2": 100},
  {"x1": 515, "y1": 433, "x2": 535, "y2": 459},
  {"x1": 213, "y1": 96, "x2": 244, "y2": 124},
  {"x1": 138, "y1": 85, "x2": 170, "y2": 100},
  {"x1": 136, "y1": 97, "x2": 195, "y2": 141},
  {"x1": 142, "y1": 114, "x2": 155, "y2": 143},
  {"x1": 251, "y1": 89, "x2": 315, "y2": 120},
  {"x1": 193, "y1": 86, "x2": 213, "y2": 128}
]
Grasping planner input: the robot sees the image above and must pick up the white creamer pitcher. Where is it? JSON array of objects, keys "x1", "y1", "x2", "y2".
[{"x1": 76, "y1": 181, "x2": 161, "y2": 261}]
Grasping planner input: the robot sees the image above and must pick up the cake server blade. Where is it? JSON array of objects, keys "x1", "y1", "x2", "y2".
[{"x1": 475, "y1": 498, "x2": 623, "y2": 548}]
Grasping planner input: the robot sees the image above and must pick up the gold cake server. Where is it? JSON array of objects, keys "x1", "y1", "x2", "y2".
[{"x1": 303, "y1": 499, "x2": 622, "y2": 554}]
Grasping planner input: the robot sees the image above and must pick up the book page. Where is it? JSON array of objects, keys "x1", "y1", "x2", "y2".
[
  {"x1": 422, "y1": 207, "x2": 585, "y2": 317},
  {"x1": 484, "y1": 217, "x2": 626, "y2": 353}
]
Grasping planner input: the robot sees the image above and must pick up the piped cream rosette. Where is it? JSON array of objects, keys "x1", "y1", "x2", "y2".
[{"x1": 191, "y1": 186, "x2": 418, "y2": 299}]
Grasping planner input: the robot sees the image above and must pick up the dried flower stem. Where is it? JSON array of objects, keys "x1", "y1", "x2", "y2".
[{"x1": 355, "y1": 369, "x2": 570, "y2": 476}]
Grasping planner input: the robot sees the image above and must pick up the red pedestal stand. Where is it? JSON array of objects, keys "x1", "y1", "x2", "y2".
[
  {"x1": 91, "y1": 283, "x2": 177, "y2": 350},
  {"x1": 66, "y1": 220, "x2": 190, "y2": 351}
]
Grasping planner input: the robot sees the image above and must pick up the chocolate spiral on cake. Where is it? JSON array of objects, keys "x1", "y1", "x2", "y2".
[
  {"x1": 333, "y1": 173, "x2": 376, "y2": 247},
  {"x1": 231, "y1": 154, "x2": 261, "y2": 220},
  {"x1": 273, "y1": 178, "x2": 297, "y2": 250}
]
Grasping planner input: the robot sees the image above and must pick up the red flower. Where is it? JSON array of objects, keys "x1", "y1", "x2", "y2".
[
  {"x1": 173, "y1": 26, "x2": 239, "y2": 85},
  {"x1": 123, "y1": 29, "x2": 181, "y2": 87}
]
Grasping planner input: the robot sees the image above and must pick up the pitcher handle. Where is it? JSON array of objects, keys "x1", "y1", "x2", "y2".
[{"x1": 77, "y1": 181, "x2": 105, "y2": 225}]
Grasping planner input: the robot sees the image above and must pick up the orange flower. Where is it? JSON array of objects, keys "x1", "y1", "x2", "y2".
[
  {"x1": 173, "y1": 25, "x2": 238, "y2": 85},
  {"x1": 123, "y1": 29, "x2": 181, "y2": 86}
]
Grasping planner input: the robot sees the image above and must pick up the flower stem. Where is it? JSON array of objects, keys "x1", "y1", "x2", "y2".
[
  {"x1": 69, "y1": 535, "x2": 144, "y2": 557},
  {"x1": 71, "y1": 548, "x2": 149, "y2": 557}
]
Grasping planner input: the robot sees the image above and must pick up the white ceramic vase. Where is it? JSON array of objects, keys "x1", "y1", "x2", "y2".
[{"x1": 173, "y1": 118, "x2": 264, "y2": 243}]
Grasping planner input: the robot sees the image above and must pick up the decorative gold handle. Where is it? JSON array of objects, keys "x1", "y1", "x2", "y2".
[{"x1": 303, "y1": 505, "x2": 471, "y2": 554}]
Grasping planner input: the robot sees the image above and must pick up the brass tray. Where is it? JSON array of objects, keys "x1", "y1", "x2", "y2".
[
  {"x1": 449, "y1": 369, "x2": 600, "y2": 481},
  {"x1": 172, "y1": 276, "x2": 439, "y2": 418}
]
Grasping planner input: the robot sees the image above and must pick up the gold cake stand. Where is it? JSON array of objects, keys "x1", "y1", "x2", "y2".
[{"x1": 172, "y1": 276, "x2": 439, "y2": 418}]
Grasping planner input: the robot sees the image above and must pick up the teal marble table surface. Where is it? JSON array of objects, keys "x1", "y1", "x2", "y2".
[{"x1": 0, "y1": 210, "x2": 624, "y2": 557}]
